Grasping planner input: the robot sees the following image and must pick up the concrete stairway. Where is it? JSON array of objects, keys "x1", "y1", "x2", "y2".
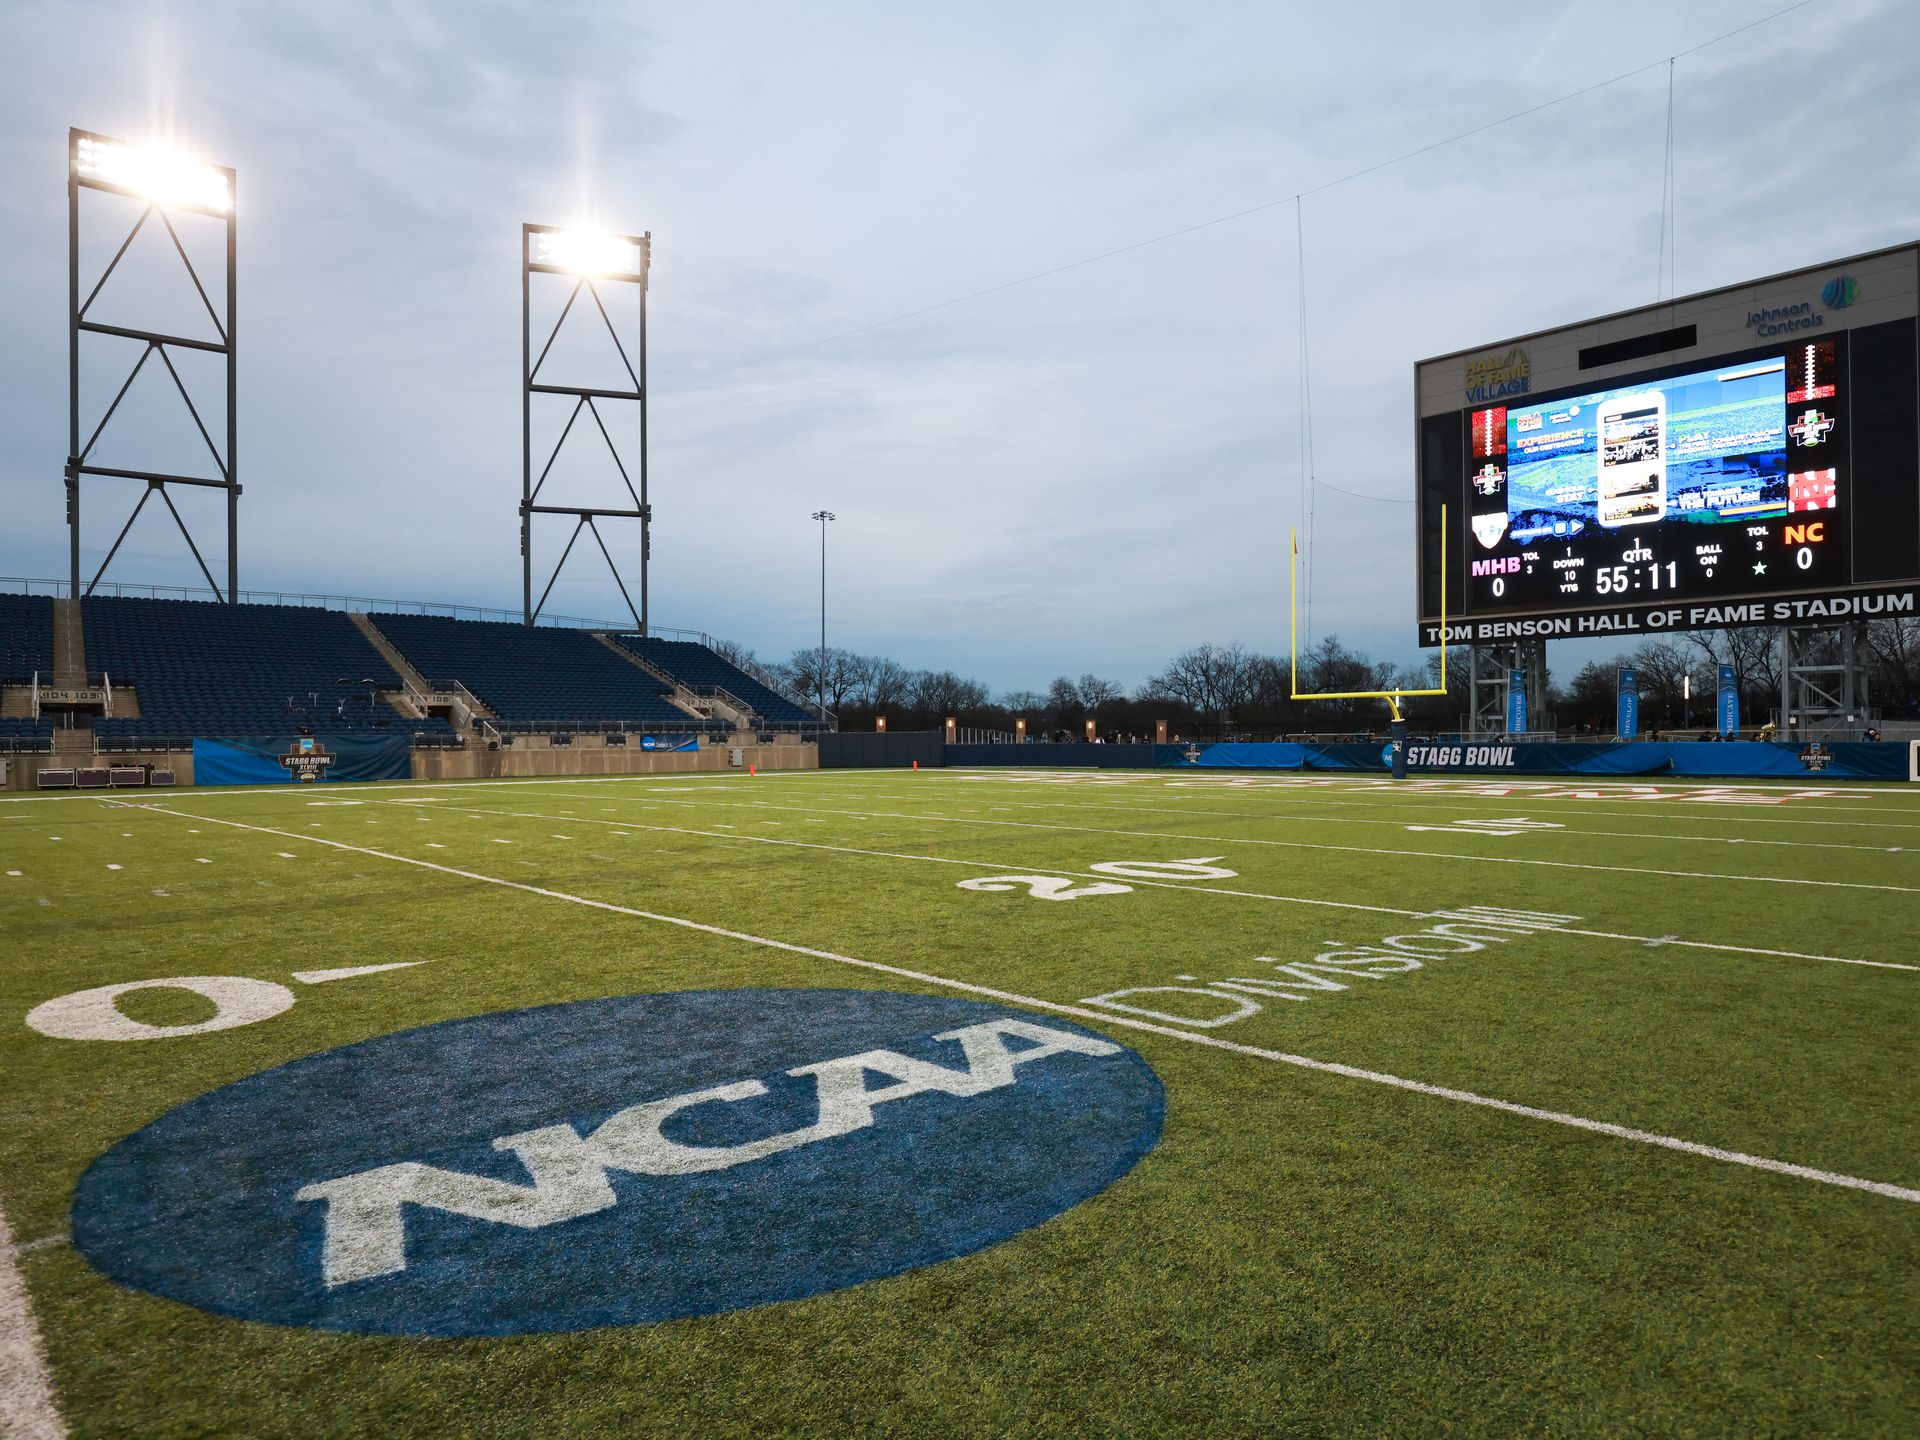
[
  {"x1": 51, "y1": 599, "x2": 87, "y2": 685},
  {"x1": 593, "y1": 634, "x2": 753, "y2": 729},
  {"x1": 351, "y1": 613, "x2": 432, "y2": 694},
  {"x1": 52, "y1": 727, "x2": 93, "y2": 759},
  {"x1": 352, "y1": 612, "x2": 495, "y2": 739}
]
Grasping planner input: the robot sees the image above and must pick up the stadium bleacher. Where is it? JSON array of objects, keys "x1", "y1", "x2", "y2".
[
  {"x1": 0, "y1": 593, "x2": 55, "y2": 683},
  {"x1": 0, "y1": 717, "x2": 54, "y2": 754},
  {"x1": 82, "y1": 596, "x2": 457, "y2": 748},
  {"x1": 367, "y1": 614, "x2": 723, "y2": 734},
  {"x1": 616, "y1": 636, "x2": 823, "y2": 729}
]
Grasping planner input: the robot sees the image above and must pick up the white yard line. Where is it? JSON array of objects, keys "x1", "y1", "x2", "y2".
[
  {"x1": 915, "y1": 793, "x2": 1919, "y2": 854},
  {"x1": 131, "y1": 801, "x2": 1920, "y2": 1207},
  {"x1": 565, "y1": 790, "x2": 1920, "y2": 896},
  {"x1": 930, "y1": 771, "x2": 1920, "y2": 823},
  {"x1": 400, "y1": 801, "x2": 1916, "y2": 974},
  {"x1": 0, "y1": 1193, "x2": 64, "y2": 1439}
]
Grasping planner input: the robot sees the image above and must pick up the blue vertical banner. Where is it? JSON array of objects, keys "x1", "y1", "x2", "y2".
[
  {"x1": 1616, "y1": 668, "x2": 1640, "y2": 737},
  {"x1": 1716, "y1": 664, "x2": 1739, "y2": 735},
  {"x1": 1506, "y1": 670, "x2": 1528, "y2": 734}
]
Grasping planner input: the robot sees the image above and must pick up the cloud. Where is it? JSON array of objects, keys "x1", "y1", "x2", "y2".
[{"x1": 0, "y1": 0, "x2": 1915, "y2": 692}]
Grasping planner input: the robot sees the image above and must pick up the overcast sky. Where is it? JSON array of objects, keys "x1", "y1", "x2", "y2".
[{"x1": 2, "y1": 0, "x2": 1917, "y2": 692}]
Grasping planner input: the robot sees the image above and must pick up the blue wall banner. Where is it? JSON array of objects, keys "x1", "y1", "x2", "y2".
[
  {"x1": 1716, "y1": 665, "x2": 1740, "y2": 735},
  {"x1": 72, "y1": 990, "x2": 1163, "y2": 1336},
  {"x1": 191, "y1": 735, "x2": 411, "y2": 786},
  {"x1": 1507, "y1": 671, "x2": 1527, "y2": 734},
  {"x1": 1147, "y1": 739, "x2": 1905, "y2": 780},
  {"x1": 1617, "y1": 668, "x2": 1640, "y2": 738}
]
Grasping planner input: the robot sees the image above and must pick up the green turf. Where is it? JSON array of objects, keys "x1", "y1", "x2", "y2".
[{"x1": 3, "y1": 767, "x2": 1917, "y2": 1437}]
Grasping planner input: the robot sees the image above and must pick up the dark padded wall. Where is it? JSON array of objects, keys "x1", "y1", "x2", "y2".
[{"x1": 1848, "y1": 317, "x2": 1920, "y2": 583}]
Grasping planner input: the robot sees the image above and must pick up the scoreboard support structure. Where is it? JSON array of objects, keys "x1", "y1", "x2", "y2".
[
  {"x1": 1780, "y1": 622, "x2": 1873, "y2": 735},
  {"x1": 1467, "y1": 640, "x2": 1547, "y2": 738}
]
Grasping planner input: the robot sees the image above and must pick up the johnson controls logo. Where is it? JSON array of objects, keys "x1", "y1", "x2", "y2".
[
  {"x1": 71, "y1": 989, "x2": 1163, "y2": 1335},
  {"x1": 1749, "y1": 276, "x2": 1860, "y2": 337}
]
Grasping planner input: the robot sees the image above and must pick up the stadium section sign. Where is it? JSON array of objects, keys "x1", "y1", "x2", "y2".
[
  {"x1": 71, "y1": 989, "x2": 1163, "y2": 1335},
  {"x1": 1414, "y1": 243, "x2": 1920, "y2": 644}
]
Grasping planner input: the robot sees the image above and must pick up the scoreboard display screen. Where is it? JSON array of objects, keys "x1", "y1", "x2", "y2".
[
  {"x1": 1467, "y1": 343, "x2": 1842, "y2": 611},
  {"x1": 1415, "y1": 246, "x2": 1920, "y2": 647}
]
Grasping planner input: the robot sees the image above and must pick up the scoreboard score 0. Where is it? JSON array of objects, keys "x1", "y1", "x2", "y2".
[{"x1": 1415, "y1": 244, "x2": 1920, "y2": 646}]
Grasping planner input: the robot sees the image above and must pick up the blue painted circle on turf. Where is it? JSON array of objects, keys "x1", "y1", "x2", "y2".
[{"x1": 71, "y1": 989, "x2": 1163, "y2": 1336}]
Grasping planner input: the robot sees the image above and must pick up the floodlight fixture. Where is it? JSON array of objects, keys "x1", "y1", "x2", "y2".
[
  {"x1": 67, "y1": 127, "x2": 239, "y2": 601},
  {"x1": 532, "y1": 228, "x2": 639, "y2": 278},
  {"x1": 73, "y1": 135, "x2": 231, "y2": 214},
  {"x1": 521, "y1": 222, "x2": 652, "y2": 630}
]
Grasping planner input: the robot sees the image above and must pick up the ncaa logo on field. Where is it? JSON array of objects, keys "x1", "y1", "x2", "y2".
[{"x1": 71, "y1": 990, "x2": 1163, "y2": 1336}]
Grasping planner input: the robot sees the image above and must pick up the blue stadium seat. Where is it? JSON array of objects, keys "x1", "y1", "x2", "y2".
[
  {"x1": 368, "y1": 614, "x2": 725, "y2": 735},
  {"x1": 0, "y1": 716, "x2": 53, "y2": 754},
  {"x1": 616, "y1": 637, "x2": 823, "y2": 729},
  {"x1": 0, "y1": 594, "x2": 55, "y2": 683},
  {"x1": 82, "y1": 597, "x2": 451, "y2": 747}
]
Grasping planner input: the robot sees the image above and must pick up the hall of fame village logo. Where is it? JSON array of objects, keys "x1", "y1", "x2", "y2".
[
  {"x1": 70, "y1": 989, "x2": 1164, "y2": 1336},
  {"x1": 279, "y1": 737, "x2": 336, "y2": 783}
]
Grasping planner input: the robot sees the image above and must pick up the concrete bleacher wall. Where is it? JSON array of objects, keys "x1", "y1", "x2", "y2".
[{"x1": 2, "y1": 739, "x2": 816, "y2": 790}]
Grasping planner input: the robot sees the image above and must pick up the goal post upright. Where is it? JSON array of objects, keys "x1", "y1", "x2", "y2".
[{"x1": 1290, "y1": 504, "x2": 1450, "y2": 778}]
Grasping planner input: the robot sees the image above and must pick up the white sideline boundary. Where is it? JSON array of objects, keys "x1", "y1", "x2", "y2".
[
  {"x1": 132, "y1": 802, "x2": 1920, "y2": 1207},
  {"x1": 0, "y1": 1193, "x2": 63, "y2": 1439},
  {"x1": 399, "y1": 800, "x2": 1916, "y2": 973}
]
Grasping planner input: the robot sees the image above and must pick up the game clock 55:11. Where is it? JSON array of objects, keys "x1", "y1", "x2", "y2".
[{"x1": 1462, "y1": 341, "x2": 1848, "y2": 614}]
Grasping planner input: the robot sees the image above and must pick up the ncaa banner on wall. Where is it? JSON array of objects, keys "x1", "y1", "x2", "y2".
[{"x1": 192, "y1": 735, "x2": 412, "y2": 786}]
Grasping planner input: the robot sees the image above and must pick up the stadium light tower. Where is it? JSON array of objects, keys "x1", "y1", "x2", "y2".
[
  {"x1": 811, "y1": 510, "x2": 835, "y2": 719},
  {"x1": 521, "y1": 223, "x2": 651, "y2": 629},
  {"x1": 68, "y1": 129, "x2": 239, "y2": 600}
]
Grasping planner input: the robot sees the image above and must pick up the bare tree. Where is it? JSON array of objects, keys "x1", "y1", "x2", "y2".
[
  {"x1": 1626, "y1": 637, "x2": 1691, "y2": 727},
  {"x1": 709, "y1": 638, "x2": 758, "y2": 669},
  {"x1": 1044, "y1": 676, "x2": 1083, "y2": 724},
  {"x1": 911, "y1": 670, "x2": 989, "y2": 714},
  {"x1": 1076, "y1": 674, "x2": 1124, "y2": 713},
  {"x1": 1143, "y1": 643, "x2": 1257, "y2": 723},
  {"x1": 1867, "y1": 617, "x2": 1920, "y2": 715},
  {"x1": 856, "y1": 655, "x2": 915, "y2": 711}
]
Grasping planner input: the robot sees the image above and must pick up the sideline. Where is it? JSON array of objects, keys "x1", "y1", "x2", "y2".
[
  {"x1": 0, "y1": 1193, "x2": 64, "y2": 1439},
  {"x1": 132, "y1": 802, "x2": 1920, "y2": 1206}
]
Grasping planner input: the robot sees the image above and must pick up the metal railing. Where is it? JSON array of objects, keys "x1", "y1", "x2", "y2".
[
  {"x1": 0, "y1": 576, "x2": 710, "y2": 641},
  {"x1": 953, "y1": 727, "x2": 1018, "y2": 744},
  {"x1": 732, "y1": 653, "x2": 836, "y2": 725},
  {"x1": 688, "y1": 683, "x2": 758, "y2": 723}
]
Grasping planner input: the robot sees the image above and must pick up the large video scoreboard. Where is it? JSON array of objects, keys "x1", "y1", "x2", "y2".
[{"x1": 1415, "y1": 244, "x2": 1920, "y2": 646}]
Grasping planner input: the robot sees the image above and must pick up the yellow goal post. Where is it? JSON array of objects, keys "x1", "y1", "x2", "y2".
[{"x1": 1289, "y1": 503, "x2": 1449, "y2": 723}]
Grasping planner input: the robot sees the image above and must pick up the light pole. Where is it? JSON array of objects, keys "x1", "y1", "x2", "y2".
[{"x1": 811, "y1": 510, "x2": 835, "y2": 719}]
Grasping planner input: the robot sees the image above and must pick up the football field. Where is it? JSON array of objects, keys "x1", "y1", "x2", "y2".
[{"x1": 3, "y1": 767, "x2": 1917, "y2": 1438}]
